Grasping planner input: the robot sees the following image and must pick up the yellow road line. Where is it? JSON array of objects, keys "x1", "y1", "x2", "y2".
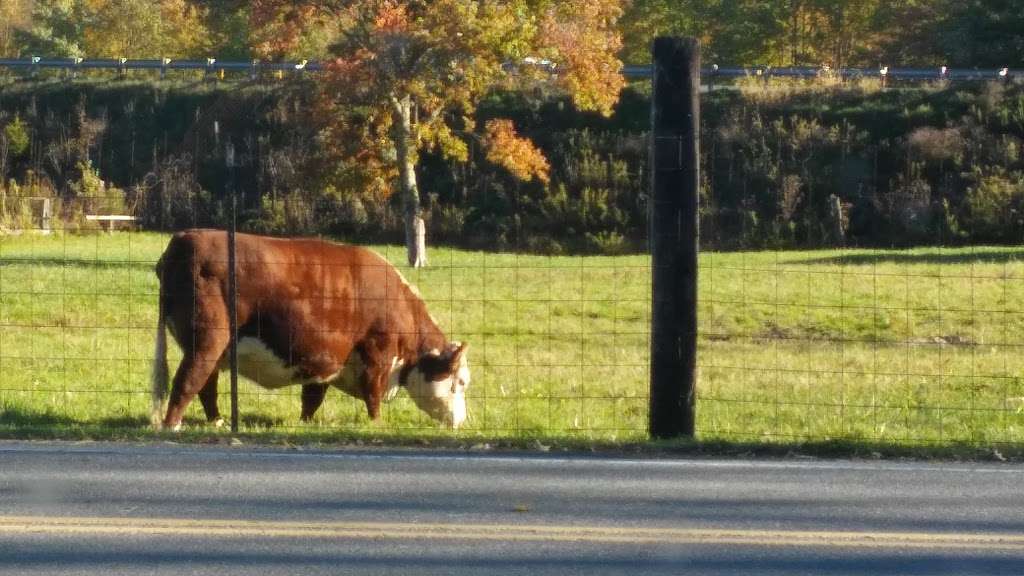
[{"x1": 1, "y1": 516, "x2": 1022, "y2": 551}]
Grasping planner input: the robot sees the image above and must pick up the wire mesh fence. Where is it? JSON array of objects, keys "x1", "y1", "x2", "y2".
[
  {"x1": 3, "y1": 52, "x2": 1024, "y2": 446},
  {"x1": 0, "y1": 190, "x2": 653, "y2": 441},
  {"x1": 698, "y1": 246, "x2": 1024, "y2": 445},
  {"x1": 695, "y1": 77, "x2": 1024, "y2": 447}
]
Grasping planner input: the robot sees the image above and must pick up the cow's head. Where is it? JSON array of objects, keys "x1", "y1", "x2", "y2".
[{"x1": 403, "y1": 342, "x2": 470, "y2": 428}]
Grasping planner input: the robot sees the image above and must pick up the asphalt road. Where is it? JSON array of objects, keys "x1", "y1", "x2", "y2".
[{"x1": 1, "y1": 441, "x2": 1023, "y2": 575}]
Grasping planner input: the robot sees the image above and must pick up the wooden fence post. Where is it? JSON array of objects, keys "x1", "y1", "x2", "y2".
[
  {"x1": 650, "y1": 37, "x2": 700, "y2": 439},
  {"x1": 40, "y1": 198, "x2": 52, "y2": 234}
]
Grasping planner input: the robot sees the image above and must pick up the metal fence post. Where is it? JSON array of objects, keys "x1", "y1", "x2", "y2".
[
  {"x1": 650, "y1": 37, "x2": 699, "y2": 439},
  {"x1": 226, "y1": 141, "x2": 240, "y2": 433}
]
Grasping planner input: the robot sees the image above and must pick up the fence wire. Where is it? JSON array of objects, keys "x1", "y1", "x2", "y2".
[
  {"x1": 696, "y1": 79, "x2": 1024, "y2": 446},
  {"x1": 0, "y1": 192, "x2": 651, "y2": 441},
  {"x1": 698, "y1": 247, "x2": 1024, "y2": 445},
  {"x1": 4, "y1": 69, "x2": 1024, "y2": 447}
]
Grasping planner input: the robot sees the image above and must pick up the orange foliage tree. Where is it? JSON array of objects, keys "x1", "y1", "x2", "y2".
[{"x1": 252, "y1": 0, "x2": 625, "y2": 267}]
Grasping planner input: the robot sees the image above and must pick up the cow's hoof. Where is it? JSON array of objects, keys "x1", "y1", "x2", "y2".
[{"x1": 171, "y1": 422, "x2": 183, "y2": 432}]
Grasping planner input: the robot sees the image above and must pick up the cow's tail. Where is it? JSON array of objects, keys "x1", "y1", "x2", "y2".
[{"x1": 151, "y1": 284, "x2": 169, "y2": 431}]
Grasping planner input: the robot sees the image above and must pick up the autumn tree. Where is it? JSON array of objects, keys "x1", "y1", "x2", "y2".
[
  {"x1": 0, "y1": 0, "x2": 33, "y2": 57},
  {"x1": 253, "y1": 0, "x2": 625, "y2": 267},
  {"x1": 81, "y1": 0, "x2": 212, "y2": 58}
]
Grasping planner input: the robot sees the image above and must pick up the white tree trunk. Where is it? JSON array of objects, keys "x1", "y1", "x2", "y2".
[
  {"x1": 407, "y1": 211, "x2": 427, "y2": 268},
  {"x1": 393, "y1": 97, "x2": 427, "y2": 268}
]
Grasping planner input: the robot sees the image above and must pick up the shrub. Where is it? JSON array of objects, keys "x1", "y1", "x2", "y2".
[
  {"x1": 3, "y1": 114, "x2": 30, "y2": 158},
  {"x1": 584, "y1": 230, "x2": 631, "y2": 255},
  {"x1": 963, "y1": 167, "x2": 1024, "y2": 242},
  {"x1": 908, "y1": 127, "x2": 964, "y2": 163}
]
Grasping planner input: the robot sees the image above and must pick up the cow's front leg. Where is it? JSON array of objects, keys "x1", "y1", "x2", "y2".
[
  {"x1": 361, "y1": 366, "x2": 386, "y2": 422},
  {"x1": 301, "y1": 384, "x2": 329, "y2": 421},
  {"x1": 198, "y1": 371, "x2": 224, "y2": 427}
]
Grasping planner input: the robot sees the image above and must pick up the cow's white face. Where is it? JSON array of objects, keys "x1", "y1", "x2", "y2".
[{"x1": 405, "y1": 343, "x2": 469, "y2": 428}]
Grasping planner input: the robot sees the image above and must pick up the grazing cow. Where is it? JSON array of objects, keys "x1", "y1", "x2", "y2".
[{"x1": 151, "y1": 229, "x2": 469, "y2": 431}]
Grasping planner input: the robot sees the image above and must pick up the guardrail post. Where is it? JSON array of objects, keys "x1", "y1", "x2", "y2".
[{"x1": 650, "y1": 37, "x2": 699, "y2": 439}]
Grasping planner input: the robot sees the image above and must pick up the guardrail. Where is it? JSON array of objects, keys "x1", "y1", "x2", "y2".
[
  {"x1": 0, "y1": 57, "x2": 316, "y2": 80},
  {"x1": 1, "y1": 59, "x2": 1020, "y2": 82}
]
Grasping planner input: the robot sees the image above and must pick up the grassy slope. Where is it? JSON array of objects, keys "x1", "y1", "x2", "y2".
[{"x1": 2, "y1": 232, "x2": 1023, "y2": 449}]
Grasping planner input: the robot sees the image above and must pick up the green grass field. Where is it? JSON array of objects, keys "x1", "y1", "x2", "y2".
[{"x1": 2, "y1": 232, "x2": 1024, "y2": 449}]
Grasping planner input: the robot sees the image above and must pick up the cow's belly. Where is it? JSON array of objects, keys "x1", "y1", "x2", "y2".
[
  {"x1": 232, "y1": 337, "x2": 300, "y2": 389},
  {"x1": 231, "y1": 337, "x2": 361, "y2": 395}
]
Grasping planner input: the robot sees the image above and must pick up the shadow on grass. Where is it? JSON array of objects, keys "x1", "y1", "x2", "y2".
[
  {"x1": 240, "y1": 414, "x2": 287, "y2": 429},
  {"x1": 0, "y1": 404, "x2": 286, "y2": 437},
  {"x1": 0, "y1": 404, "x2": 147, "y2": 430},
  {"x1": 797, "y1": 247, "x2": 1024, "y2": 267},
  {"x1": 1, "y1": 404, "x2": 1021, "y2": 462},
  {"x1": 0, "y1": 257, "x2": 155, "y2": 271}
]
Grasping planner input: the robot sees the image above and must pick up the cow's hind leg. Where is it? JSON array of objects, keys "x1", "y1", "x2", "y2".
[
  {"x1": 198, "y1": 371, "x2": 224, "y2": 427},
  {"x1": 164, "y1": 345, "x2": 226, "y2": 431},
  {"x1": 301, "y1": 384, "x2": 329, "y2": 421},
  {"x1": 163, "y1": 297, "x2": 230, "y2": 431}
]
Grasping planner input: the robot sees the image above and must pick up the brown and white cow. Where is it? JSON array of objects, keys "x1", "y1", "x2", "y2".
[{"x1": 151, "y1": 229, "x2": 469, "y2": 431}]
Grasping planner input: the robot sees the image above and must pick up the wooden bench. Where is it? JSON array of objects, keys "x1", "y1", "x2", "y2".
[{"x1": 85, "y1": 214, "x2": 136, "y2": 234}]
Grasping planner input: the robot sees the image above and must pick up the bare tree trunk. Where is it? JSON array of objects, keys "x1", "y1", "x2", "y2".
[
  {"x1": 833, "y1": 4, "x2": 846, "y2": 70},
  {"x1": 392, "y1": 96, "x2": 427, "y2": 268},
  {"x1": 791, "y1": 1, "x2": 800, "y2": 65}
]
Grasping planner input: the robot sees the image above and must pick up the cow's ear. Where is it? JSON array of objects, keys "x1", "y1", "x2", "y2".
[{"x1": 449, "y1": 342, "x2": 468, "y2": 368}]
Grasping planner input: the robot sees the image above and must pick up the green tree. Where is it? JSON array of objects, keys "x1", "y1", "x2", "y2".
[
  {"x1": 186, "y1": 0, "x2": 253, "y2": 59},
  {"x1": 942, "y1": 0, "x2": 1024, "y2": 67},
  {"x1": 619, "y1": 0, "x2": 691, "y2": 64},
  {"x1": 871, "y1": 0, "x2": 946, "y2": 66},
  {"x1": 620, "y1": 0, "x2": 789, "y2": 65},
  {"x1": 618, "y1": 0, "x2": 959, "y2": 68},
  {"x1": 15, "y1": 0, "x2": 88, "y2": 58},
  {"x1": 0, "y1": 114, "x2": 31, "y2": 182}
]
